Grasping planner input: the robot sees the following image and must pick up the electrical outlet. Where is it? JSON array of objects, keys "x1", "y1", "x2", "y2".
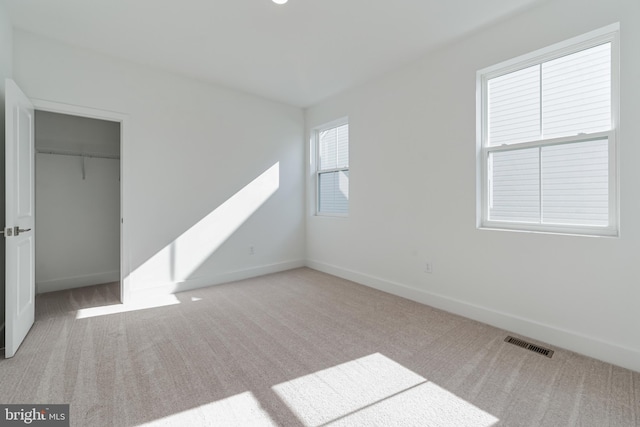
[
  {"x1": 424, "y1": 262, "x2": 433, "y2": 274},
  {"x1": 249, "y1": 245, "x2": 255, "y2": 255}
]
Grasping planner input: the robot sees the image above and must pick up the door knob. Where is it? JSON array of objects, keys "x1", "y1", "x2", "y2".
[{"x1": 13, "y1": 226, "x2": 31, "y2": 236}]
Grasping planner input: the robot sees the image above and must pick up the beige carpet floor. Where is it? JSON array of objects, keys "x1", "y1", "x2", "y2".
[{"x1": 1, "y1": 268, "x2": 638, "y2": 426}]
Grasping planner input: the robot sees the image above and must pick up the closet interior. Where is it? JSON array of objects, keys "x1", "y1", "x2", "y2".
[{"x1": 34, "y1": 111, "x2": 121, "y2": 294}]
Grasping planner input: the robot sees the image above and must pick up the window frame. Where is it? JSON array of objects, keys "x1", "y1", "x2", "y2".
[
  {"x1": 313, "y1": 118, "x2": 349, "y2": 217},
  {"x1": 476, "y1": 24, "x2": 620, "y2": 237}
]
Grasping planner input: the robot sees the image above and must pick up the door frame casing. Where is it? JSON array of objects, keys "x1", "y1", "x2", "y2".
[{"x1": 31, "y1": 99, "x2": 129, "y2": 303}]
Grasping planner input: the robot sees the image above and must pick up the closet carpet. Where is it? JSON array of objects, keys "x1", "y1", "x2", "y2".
[{"x1": 0, "y1": 268, "x2": 638, "y2": 426}]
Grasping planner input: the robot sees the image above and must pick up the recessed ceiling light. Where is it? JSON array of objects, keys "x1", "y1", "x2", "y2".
[{"x1": 273, "y1": 0, "x2": 288, "y2": 4}]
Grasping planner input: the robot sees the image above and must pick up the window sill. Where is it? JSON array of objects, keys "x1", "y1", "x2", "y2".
[
  {"x1": 314, "y1": 213, "x2": 349, "y2": 219},
  {"x1": 478, "y1": 223, "x2": 619, "y2": 238}
]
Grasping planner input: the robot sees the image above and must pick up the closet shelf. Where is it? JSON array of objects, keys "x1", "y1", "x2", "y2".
[{"x1": 36, "y1": 148, "x2": 120, "y2": 160}]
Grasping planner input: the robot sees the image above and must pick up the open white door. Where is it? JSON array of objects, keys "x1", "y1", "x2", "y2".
[{"x1": 4, "y1": 79, "x2": 35, "y2": 358}]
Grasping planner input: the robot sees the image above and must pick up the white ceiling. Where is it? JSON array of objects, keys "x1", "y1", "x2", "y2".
[{"x1": 5, "y1": 0, "x2": 546, "y2": 108}]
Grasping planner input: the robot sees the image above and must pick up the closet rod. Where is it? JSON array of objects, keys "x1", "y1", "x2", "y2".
[{"x1": 36, "y1": 149, "x2": 120, "y2": 160}]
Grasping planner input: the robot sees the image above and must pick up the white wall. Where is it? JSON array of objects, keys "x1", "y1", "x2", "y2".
[
  {"x1": 35, "y1": 112, "x2": 121, "y2": 293},
  {"x1": 306, "y1": 0, "x2": 640, "y2": 372},
  {"x1": 14, "y1": 29, "x2": 305, "y2": 299},
  {"x1": 0, "y1": 0, "x2": 13, "y2": 336}
]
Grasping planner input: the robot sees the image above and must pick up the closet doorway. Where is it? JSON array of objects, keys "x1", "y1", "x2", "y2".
[{"x1": 34, "y1": 110, "x2": 122, "y2": 301}]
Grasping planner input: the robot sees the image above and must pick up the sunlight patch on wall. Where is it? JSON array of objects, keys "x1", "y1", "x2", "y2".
[
  {"x1": 128, "y1": 163, "x2": 280, "y2": 288},
  {"x1": 272, "y1": 353, "x2": 498, "y2": 426},
  {"x1": 136, "y1": 391, "x2": 278, "y2": 427}
]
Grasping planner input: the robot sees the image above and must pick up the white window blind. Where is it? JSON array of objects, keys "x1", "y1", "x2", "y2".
[
  {"x1": 479, "y1": 25, "x2": 618, "y2": 236},
  {"x1": 542, "y1": 44, "x2": 611, "y2": 139},
  {"x1": 317, "y1": 123, "x2": 349, "y2": 215},
  {"x1": 488, "y1": 139, "x2": 609, "y2": 226},
  {"x1": 541, "y1": 139, "x2": 608, "y2": 226},
  {"x1": 488, "y1": 65, "x2": 540, "y2": 146},
  {"x1": 489, "y1": 148, "x2": 540, "y2": 222}
]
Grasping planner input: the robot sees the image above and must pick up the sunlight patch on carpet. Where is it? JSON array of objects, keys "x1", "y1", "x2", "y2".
[
  {"x1": 75, "y1": 294, "x2": 181, "y2": 319},
  {"x1": 272, "y1": 353, "x2": 498, "y2": 427},
  {"x1": 136, "y1": 391, "x2": 278, "y2": 427}
]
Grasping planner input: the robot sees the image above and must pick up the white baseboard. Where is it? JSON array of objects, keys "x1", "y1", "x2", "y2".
[
  {"x1": 306, "y1": 260, "x2": 640, "y2": 373},
  {"x1": 129, "y1": 259, "x2": 306, "y2": 300},
  {"x1": 36, "y1": 270, "x2": 120, "y2": 294}
]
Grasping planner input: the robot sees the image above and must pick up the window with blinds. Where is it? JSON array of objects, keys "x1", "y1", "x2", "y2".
[
  {"x1": 478, "y1": 25, "x2": 619, "y2": 236},
  {"x1": 316, "y1": 122, "x2": 349, "y2": 215}
]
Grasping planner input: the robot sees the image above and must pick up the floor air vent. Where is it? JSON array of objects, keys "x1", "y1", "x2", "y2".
[{"x1": 504, "y1": 336, "x2": 554, "y2": 358}]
